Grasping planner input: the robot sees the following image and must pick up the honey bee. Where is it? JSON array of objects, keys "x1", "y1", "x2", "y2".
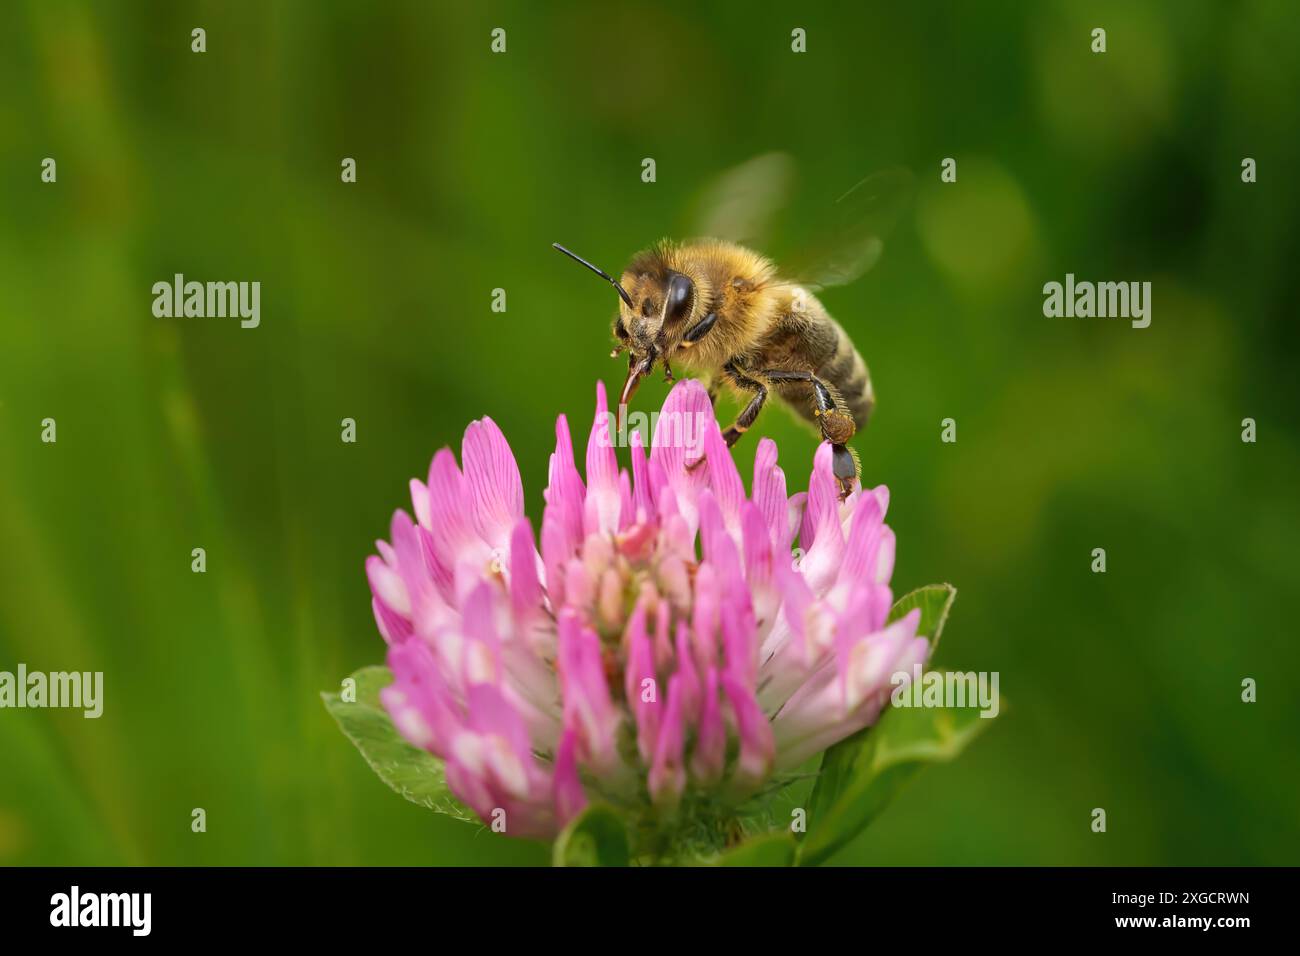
[{"x1": 554, "y1": 155, "x2": 912, "y2": 499}]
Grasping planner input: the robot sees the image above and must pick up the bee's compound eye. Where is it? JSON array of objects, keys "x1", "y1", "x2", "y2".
[{"x1": 666, "y1": 273, "x2": 694, "y2": 322}]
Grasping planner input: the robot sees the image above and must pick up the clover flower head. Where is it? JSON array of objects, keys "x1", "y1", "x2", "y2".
[{"x1": 366, "y1": 380, "x2": 928, "y2": 846}]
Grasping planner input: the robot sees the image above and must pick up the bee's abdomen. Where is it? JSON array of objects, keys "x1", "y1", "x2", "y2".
[
  {"x1": 819, "y1": 320, "x2": 875, "y2": 429},
  {"x1": 757, "y1": 294, "x2": 874, "y2": 431}
]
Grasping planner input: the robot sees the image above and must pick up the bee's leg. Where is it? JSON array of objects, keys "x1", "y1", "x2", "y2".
[
  {"x1": 764, "y1": 369, "x2": 859, "y2": 499},
  {"x1": 683, "y1": 311, "x2": 717, "y2": 344},
  {"x1": 717, "y1": 382, "x2": 764, "y2": 447},
  {"x1": 762, "y1": 370, "x2": 835, "y2": 415},
  {"x1": 721, "y1": 367, "x2": 768, "y2": 448},
  {"x1": 675, "y1": 313, "x2": 716, "y2": 389},
  {"x1": 688, "y1": 363, "x2": 765, "y2": 472}
]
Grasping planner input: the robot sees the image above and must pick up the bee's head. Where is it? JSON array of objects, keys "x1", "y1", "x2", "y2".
[{"x1": 554, "y1": 242, "x2": 699, "y2": 407}]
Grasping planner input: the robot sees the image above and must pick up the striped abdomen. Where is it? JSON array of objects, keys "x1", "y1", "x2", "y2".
[{"x1": 755, "y1": 289, "x2": 875, "y2": 429}]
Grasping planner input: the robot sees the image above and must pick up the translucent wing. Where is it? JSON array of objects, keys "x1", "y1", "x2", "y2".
[
  {"x1": 686, "y1": 152, "x2": 796, "y2": 249},
  {"x1": 782, "y1": 166, "x2": 915, "y2": 291},
  {"x1": 685, "y1": 155, "x2": 914, "y2": 291}
]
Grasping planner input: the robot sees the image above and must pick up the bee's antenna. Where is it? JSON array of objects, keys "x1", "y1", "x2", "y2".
[{"x1": 553, "y1": 243, "x2": 634, "y2": 309}]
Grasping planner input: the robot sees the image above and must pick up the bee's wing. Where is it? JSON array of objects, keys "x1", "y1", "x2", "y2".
[
  {"x1": 782, "y1": 166, "x2": 915, "y2": 290},
  {"x1": 686, "y1": 152, "x2": 797, "y2": 249}
]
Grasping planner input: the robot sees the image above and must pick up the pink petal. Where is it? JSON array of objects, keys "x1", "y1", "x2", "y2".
[
  {"x1": 721, "y1": 591, "x2": 759, "y2": 689},
  {"x1": 740, "y1": 500, "x2": 777, "y2": 627},
  {"x1": 409, "y1": 478, "x2": 431, "y2": 529},
  {"x1": 874, "y1": 526, "x2": 896, "y2": 585},
  {"x1": 545, "y1": 414, "x2": 586, "y2": 549},
  {"x1": 465, "y1": 682, "x2": 533, "y2": 768},
  {"x1": 508, "y1": 518, "x2": 542, "y2": 623},
  {"x1": 805, "y1": 442, "x2": 841, "y2": 540},
  {"x1": 371, "y1": 595, "x2": 412, "y2": 645},
  {"x1": 648, "y1": 674, "x2": 686, "y2": 808},
  {"x1": 557, "y1": 610, "x2": 620, "y2": 774},
  {"x1": 617, "y1": 469, "x2": 635, "y2": 532},
  {"x1": 584, "y1": 381, "x2": 622, "y2": 535},
  {"x1": 698, "y1": 491, "x2": 741, "y2": 583},
  {"x1": 649, "y1": 380, "x2": 714, "y2": 534},
  {"x1": 842, "y1": 609, "x2": 922, "y2": 711},
  {"x1": 416, "y1": 523, "x2": 456, "y2": 607},
  {"x1": 690, "y1": 667, "x2": 725, "y2": 784},
  {"x1": 672, "y1": 619, "x2": 702, "y2": 723},
  {"x1": 384, "y1": 637, "x2": 458, "y2": 754},
  {"x1": 628, "y1": 428, "x2": 655, "y2": 523},
  {"x1": 653, "y1": 593, "x2": 673, "y2": 673},
  {"x1": 722, "y1": 672, "x2": 774, "y2": 792},
  {"x1": 462, "y1": 416, "x2": 525, "y2": 553},
  {"x1": 442, "y1": 748, "x2": 498, "y2": 822},
  {"x1": 458, "y1": 582, "x2": 503, "y2": 687},
  {"x1": 837, "y1": 491, "x2": 884, "y2": 585},
  {"x1": 553, "y1": 727, "x2": 588, "y2": 826},
  {"x1": 787, "y1": 491, "x2": 808, "y2": 551},
  {"x1": 751, "y1": 438, "x2": 788, "y2": 552},
  {"x1": 366, "y1": 552, "x2": 410, "y2": 619},
  {"x1": 426, "y1": 448, "x2": 486, "y2": 568},
  {"x1": 623, "y1": 600, "x2": 660, "y2": 764},
  {"x1": 539, "y1": 510, "x2": 570, "y2": 607},
  {"x1": 691, "y1": 561, "x2": 720, "y2": 668},
  {"x1": 798, "y1": 483, "x2": 846, "y2": 596},
  {"x1": 771, "y1": 610, "x2": 923, "y2": 769},
  {"x1": 703, "y1": 415, "x2": 745, "y2": 530}
]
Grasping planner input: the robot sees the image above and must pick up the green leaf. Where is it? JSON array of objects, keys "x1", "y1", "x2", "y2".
[
  {"x1": 322, "y1": 665, "x2": 474, "y2": 822},
  {"x1": 710, "y1": 831, "x2": 798, "y2": 867},
  {"x1": 552, "y1": 804, "x2": 630, "y2": 867},
  {"x1": 801, "y1": 696, "x2": 997, "y2": 866},
  {"x1": 887, "y1": 582, "x2": 957, "y2": 657}
]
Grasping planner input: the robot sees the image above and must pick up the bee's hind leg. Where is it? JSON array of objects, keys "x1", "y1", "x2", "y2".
[{"x1": 764, "y1": 369, "x2": 860, "y2": 499}]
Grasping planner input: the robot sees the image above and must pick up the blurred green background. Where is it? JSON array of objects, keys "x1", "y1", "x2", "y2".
[{"x1": 2, "y1": 0, "x2": 1298, "y2": 866}]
